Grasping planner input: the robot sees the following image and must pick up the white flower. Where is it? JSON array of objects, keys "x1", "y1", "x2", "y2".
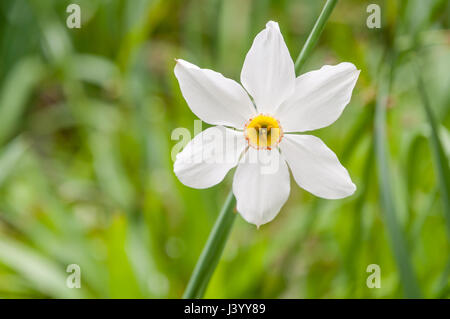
[{"x1": 173, "y1": 21, "x2": 360, "y2": 227}]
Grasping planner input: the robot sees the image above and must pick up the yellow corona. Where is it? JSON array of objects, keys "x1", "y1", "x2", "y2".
[{"x1": 244, "y1": 114, "x2": 283, "y2": 150}]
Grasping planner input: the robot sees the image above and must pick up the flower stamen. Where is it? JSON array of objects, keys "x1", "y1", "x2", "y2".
[{"x1": 244, "y1": 114, "x2": 283, "y2": 150}]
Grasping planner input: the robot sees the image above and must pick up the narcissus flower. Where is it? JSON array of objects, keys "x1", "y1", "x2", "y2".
[{"x1": 173, "y1": 21, "x2": 360, "y2": 227}]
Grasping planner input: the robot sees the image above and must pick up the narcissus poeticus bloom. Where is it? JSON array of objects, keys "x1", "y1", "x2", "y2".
[{"x1": 173, "y1": 21, "x2": 360, "y2": 227}]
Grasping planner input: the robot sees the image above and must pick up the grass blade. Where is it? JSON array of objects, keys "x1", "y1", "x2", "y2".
[
  {"x1": 374, "y1": 64, "x2": 422, "y2": 298},
  {"x1": 416, "y1": 72, "x2": 450, "y2": 238},
  {"x1": 0, "y1": 136, "x2": 28, "y2": 186},
  {"x1": 0, "y1": 57, "x2": 44, "y2": 145},
  {"x1": 0, "y1": 237, "x2": 86, "y2": 298}
]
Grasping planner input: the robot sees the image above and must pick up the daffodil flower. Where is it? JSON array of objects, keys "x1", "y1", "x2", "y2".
[{"x1": 173, "y1": 21, "x2": 360, "y2": 227}]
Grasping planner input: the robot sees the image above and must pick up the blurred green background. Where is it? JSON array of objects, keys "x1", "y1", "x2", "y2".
[{"x1": 0, "y1": 0, "x2": 449, "y2": 298}]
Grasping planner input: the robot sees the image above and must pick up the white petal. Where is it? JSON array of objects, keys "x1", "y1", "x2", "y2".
[
  {"x1": 174, "y1": 126, "x2": 246, "y2": 189},
  {"x1": 232, "y1": 148, "x2": 290, "y2": 227},
  {"x1": 280, "y1": 134, "x2": 356, "y2": 199},
  {"x1": 240, "y1": 21, "x2": 295, "y2": 113},
  {"x1": 276, "y1": 63, "x2": 360, "y2": 132},
  {"x1": 174, "y1": 59, "x2": 255, "y2": 128}
]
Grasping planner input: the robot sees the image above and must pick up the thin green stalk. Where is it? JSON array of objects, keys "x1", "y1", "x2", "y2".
[
  {"x1": 183, "y1": 191, "x2": 236, "y2": 299},
  {"x1": 416, "y1": 70, "x2": 450, "y2": 298},
  {"x1": 294, "y1": 0, "x2": 338, "y2": 73},
  {"x1": 209, "y1": 0, "x2": 223, "y2": 62},
  {"x1": 416, "y1": 72, "x2": 450, "y2": 238},
  {"x1": 183, "y1": 0, "x2": 339, "y2": 299},
  {"x1": 374, "y1": 62, "x2": 422, "y2": 298}
]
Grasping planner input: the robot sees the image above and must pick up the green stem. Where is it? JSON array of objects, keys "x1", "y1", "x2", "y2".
[
  {"x1": 294, "y1": 0, "x2": 338, "y2": 73},
  {"x1": 182, "y1": 191, "x2": 236, "y2": 299},
  {"x1": 182, "y1": 0, "x2": 339, "y2": 299}
]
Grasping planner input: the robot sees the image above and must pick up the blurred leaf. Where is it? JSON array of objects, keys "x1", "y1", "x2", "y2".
[
  {"x1": 374, "y1": 63, "x2": 422, "y2": 298},
  {"x1": 416, "y1": 72, "x2": 450, "y2": 239},
  {"x1": 0, "y1": 57, "x2": 44, "y2": 145},
  {"x1": 71, "y1": 54, "x2": 120, "y2": 87},
  {"x1": 0, "y1": 136, "x2": 28, "y2": 186},
  {"x1": 0, "y1": 237, "x2": 86, "y2": 298}
]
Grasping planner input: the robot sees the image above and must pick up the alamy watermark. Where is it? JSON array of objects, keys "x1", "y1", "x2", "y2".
[
  {"x1": 366, "y1": 4, "x2": 381, "y2": 29},
  {"x1": 66, "y1": 4, "x2": 81, "y2": 29},
  {"x1": 366, "y1": 264, "x2": 381, "y2": 288},
  {"x1": 66, "y1": 264, "x2": 81, "y2": 288}
]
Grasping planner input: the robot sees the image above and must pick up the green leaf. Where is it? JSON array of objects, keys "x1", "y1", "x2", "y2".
[
  {"x1": 0, "y1": 57, "x2": 44, "y2": 145},
  {"x1": 374, "y1": 65, "x2": 422, "y2": 298},
  {"x1": 0, "y1": 136, "x2": 28, "y2": 187},
  {"x1": 0, "y1": 237, "x2": 86, "y2": 298},
  {"x1": 416, "y1": 73, "x2": 450, "y2": 239}
]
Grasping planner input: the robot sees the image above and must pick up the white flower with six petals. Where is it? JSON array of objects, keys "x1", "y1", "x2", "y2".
[{"x1": 173, "y1": 21, "x2": 360, "y2": 227}]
